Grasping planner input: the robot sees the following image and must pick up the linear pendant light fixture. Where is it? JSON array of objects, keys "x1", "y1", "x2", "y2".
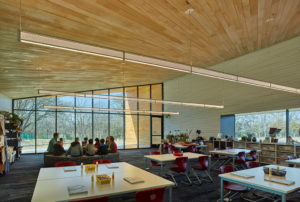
[
  {"x1": 38, "y1": 90, "x2": 224, "y2": 109},
  {"x1": 20, "y1": 31, "x2": 123, "y2": 60},
  {"x1": 43, "y1": 105, "x2": 180, "y2": 115},
  {"x1": 20, "y1": 31, "x2": 300, "y2": 95}
]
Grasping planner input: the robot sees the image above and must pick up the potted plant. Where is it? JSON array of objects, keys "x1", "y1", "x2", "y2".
[{"x1": 241, "y1": 136, "x2": 247, "y2": 142}]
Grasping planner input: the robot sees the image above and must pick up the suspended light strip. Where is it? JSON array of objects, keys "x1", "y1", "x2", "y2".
[
  {"x1": 20, "y1": 31, "x2": 123, "y2": 60},
  {"x1": 39, "y1": 90, "x2": 224, "y2": 109},
  {"x1": 20, "y1": 31, "x2": 300, "y2": 95},
  {"x1": 125, "y1": 53, "x2": 191, "y2": 73},
  {"x1": 43, "y1": 105, "x2": 180, "y2": 115}
]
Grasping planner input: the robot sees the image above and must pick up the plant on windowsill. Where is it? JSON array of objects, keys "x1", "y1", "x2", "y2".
[{"x1": 240, "y1": 136, "x2": 247, "y2": 142}]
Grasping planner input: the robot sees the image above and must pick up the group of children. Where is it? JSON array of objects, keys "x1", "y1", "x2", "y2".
[{"x1": 47, "y1": 133, "x2": 118, "y2": 157}]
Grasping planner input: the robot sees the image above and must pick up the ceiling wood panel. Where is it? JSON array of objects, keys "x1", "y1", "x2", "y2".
[{"x1": 0, "y1": 0, "x2": 299, "y2": 98}]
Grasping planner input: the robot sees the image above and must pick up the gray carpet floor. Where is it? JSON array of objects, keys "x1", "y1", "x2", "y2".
[{"x1": 0, "y1": 149, "x2": 299, "y2": 202}]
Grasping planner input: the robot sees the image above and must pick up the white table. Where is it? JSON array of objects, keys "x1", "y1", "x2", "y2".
[
  {"x1": 286, "y1": 158, "x2": 300, "y2": 166},
  {"x1": 32, "y1": 162, "x2": 174, "y2": 202},
  {"x1": 144, "y1": 152, "x2": 209, "y2": 174},
  {"x1": 219, "y1": 165, "x2": 300, "y2": 202},
  {"x1": 210, "y1": 149, "x2": 261, "y2": 168},
  {"x1": 172, "y1": 143, "x2": 207, "y2": 152}
]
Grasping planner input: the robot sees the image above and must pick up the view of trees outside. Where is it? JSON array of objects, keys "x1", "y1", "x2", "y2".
[
  {"x1": 235, "y1": 110, "x2": 286, "y2": 143},
  {"x1": 13, "y1": 84, "x2": 162, "y2": 153},
  {"x1": 289, "y1": 108, "x2": 300, "y2": 142}
]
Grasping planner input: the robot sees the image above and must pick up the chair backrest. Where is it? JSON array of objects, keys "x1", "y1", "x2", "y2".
[
  {"x1": 288, "y1": 155, "x2": 296, "y2": 160},
  {"x1": 245, "y1": 161, "x2": 259, "y2": 169},
  {"x1": 219, "y1": 165, "x2": 234, "y2": 174},
  {"x1": 198, "y1": 156, "x2": 209, "y2": 169},
  {"x1": 136, "y1": 187, "x2": 165, "y2": 202},
  {"x1": 187, "y1": 145, "x2": 196, "y2": 153},
  {"x1": 238, "y1": 152, "x2": 246, "y2": 163},
  {"x1": 174, "y1": 157, "x2": 188, "y2": 171},
  {"x1": 92, "y1": 160, "x2": 111, "y2": 164},
  {"x1": 168, "y1": 145, "x2": 178, "y2": 154},
  {"x1": 69, "y1": 196, "x2": 108, "y2": 202},
  {"x1": 55, "y1": 161, "x2": 76, "y2": 167},
  {"x1": 149, "y1": 151, "x2": 160, "y2": 155},
  {"x1": 250, "y1": 150, "x2": 257, "y2": 161}
]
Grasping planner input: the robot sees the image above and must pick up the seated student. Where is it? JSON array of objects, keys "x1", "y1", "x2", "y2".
[
  {"x1": 67, "y1": 138, "x2": 83, "y2": 157},
  {"x1": 47, "y1": 132, "x2": 59, "y2": 153},
  {"x1": 96, "y1": 138, "x2": 108, "y2": 155},
  {"x1": 82, "y1": 137, "x2": 88, "y2": 147},
  {"x1": 57, "y1": 138, "x2": 64, "y2": 147},
  {"x1": 94, "y1": 138, "x2": 100, "y2": 149},
  {"x1": 86, "y1": 139, "x2": 95, "y2": 156},
  {"x1": 107, "y1": 136, "x2": 117, "y2": 153},
  {"x1": 53, "y1": 142, "x2": 65, "y2": 156}
]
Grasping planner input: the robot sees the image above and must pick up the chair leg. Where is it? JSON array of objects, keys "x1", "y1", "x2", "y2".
[
  {"x1": 205, "y1": 170, "x2": 214, "y2": 182},
  {"x1": 191, "y1": 169, "x2": 202, "y2": 185},
  {"x1": 168, "y1": 172, "x2": 177, "y2": 187},
  {"x1": 185, "y1": 172, "x2": 192, "y2": 184}
]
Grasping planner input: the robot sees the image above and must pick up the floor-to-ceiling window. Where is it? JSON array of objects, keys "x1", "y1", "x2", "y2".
[
  {"x1": 235, "y1": 110, "x2": 287, "y2": 143},
  {"x1": 289, "y1": 108, "x2": 300, "y2": 142},
  {"x1": 13, "y1": 83, "x2": 163, "y2": 153}
]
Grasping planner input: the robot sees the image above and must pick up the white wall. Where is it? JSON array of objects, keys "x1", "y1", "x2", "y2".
[
  {"x1": 0, "y1": 93, "x2": 12, "y2": 112},
  {"x1": 163, "y1": 75, "x2": 222, "y2": 140}
]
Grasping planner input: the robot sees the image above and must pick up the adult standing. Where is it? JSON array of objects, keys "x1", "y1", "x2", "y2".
[{"x1": 47, "y1": 133, "x2": 59, "y2": 153}]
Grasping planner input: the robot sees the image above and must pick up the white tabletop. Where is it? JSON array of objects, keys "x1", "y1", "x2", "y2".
[
  {"x1": 219, "y1": 165, "x2": 300, "y2": 194},
  {"x1": 286, "y1": 158, "x2": 300, "y2": 166},
  {"x1": 37, "y1": 162, "x2": 125, "y2": 181},
  {"x1": 144, "y1": 152, "x2": 207, "y2": 162},
  {"x1": 210, "y1": 148, "x2": 260, "y2": 156},
  {"x1": 32, "y1": 162, "x2": 174, "y2": 202}
]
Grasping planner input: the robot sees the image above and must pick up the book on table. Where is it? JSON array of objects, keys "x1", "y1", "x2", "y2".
[
  {"x1": 106, "y1": 164, "x2": 119, "y2": 169},
  {"x1": 68, "y1": 185, "x2": 88, "y2": 195},
  {"x1": 123, "y1": 177, "x2": 144, "y2": 184},
  {"x1": 64, "y1": 167, "x2": 77, "y2": 172}
]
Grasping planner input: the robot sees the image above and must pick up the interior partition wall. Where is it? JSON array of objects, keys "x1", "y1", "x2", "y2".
[{"x1": 13, "y1": 83, "x2": 163, "y2": 154}]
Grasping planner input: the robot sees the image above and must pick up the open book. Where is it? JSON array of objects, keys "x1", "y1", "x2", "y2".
[
  {"x1": 123, "y1": 177, "x2": 144, "y2": 184},
  {"x1": 68, "y1": 185, "x2": 88, "y2": 195}
]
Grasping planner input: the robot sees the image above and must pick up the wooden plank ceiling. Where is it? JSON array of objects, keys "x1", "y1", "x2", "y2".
[{"x1": 0, "y1": 0, "x2": 300, "y2": 98}]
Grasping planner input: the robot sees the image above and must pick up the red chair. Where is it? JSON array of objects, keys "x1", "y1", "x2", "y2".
[
  {"x1": 191, "y1": 156, "x2": 213, "y2": 184},
  {"x1": 219, "y1": 165, "x2": 249, "y2": 200},
  {"x1": 234, "y1": 152, "x2": 246, "y2": 169},
  {"x1": 211, "y1": 148, "x2": 229, "y2": 169},
  {"x1": 168, "y1": 145, "x2": 178, "y2": 154},
  {"x1": 69, "y1": 196, "x2": 108, "y2": 202},
  {"x1": 245, "y1": 161, "x2": 259, "y2": 169},
  {"x1": 55, "y1": 161, "x2": 76, "y2": 167},
  {"x1": 149, "y1": 151, "x2": 164, "y2": 167},
  {"x1": 136, "y1": 187, "x2": 165, "y2": 202},
  {"x1": 168, "y1": 157, "x2": 191, "y2": 186},
  {"x1": 187, "y1": 145, "x2": 196, "y2": 153},
  {"x1": 246, "y1": 150, "x2": 257, "y2": 161},
  {"x1": 92, "y1": 160, "x2": 111, "y2": 164},
  {"x1": 287, "y1": 155, "x2": 296, "y2": 167}
]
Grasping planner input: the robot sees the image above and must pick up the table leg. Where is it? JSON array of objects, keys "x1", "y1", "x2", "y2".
[
  {"x1": 161, "y1": 162, "x2": 163, "y2": 175},
  {"x1": 233, "y1": 157, "x2": 235, "y2": 170},
  {"x1": 145, "y1": 158, "x2": 149, "y2": 170},
  {"x1": 281, "y1": 194, "x2": 286, "y2": 202},
  {"x1": 169, "y1": 187, "x2": 173, "y2": 202},
  {"x1": 220, "y1": 178, "x2": 224, "y2": 202}
]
